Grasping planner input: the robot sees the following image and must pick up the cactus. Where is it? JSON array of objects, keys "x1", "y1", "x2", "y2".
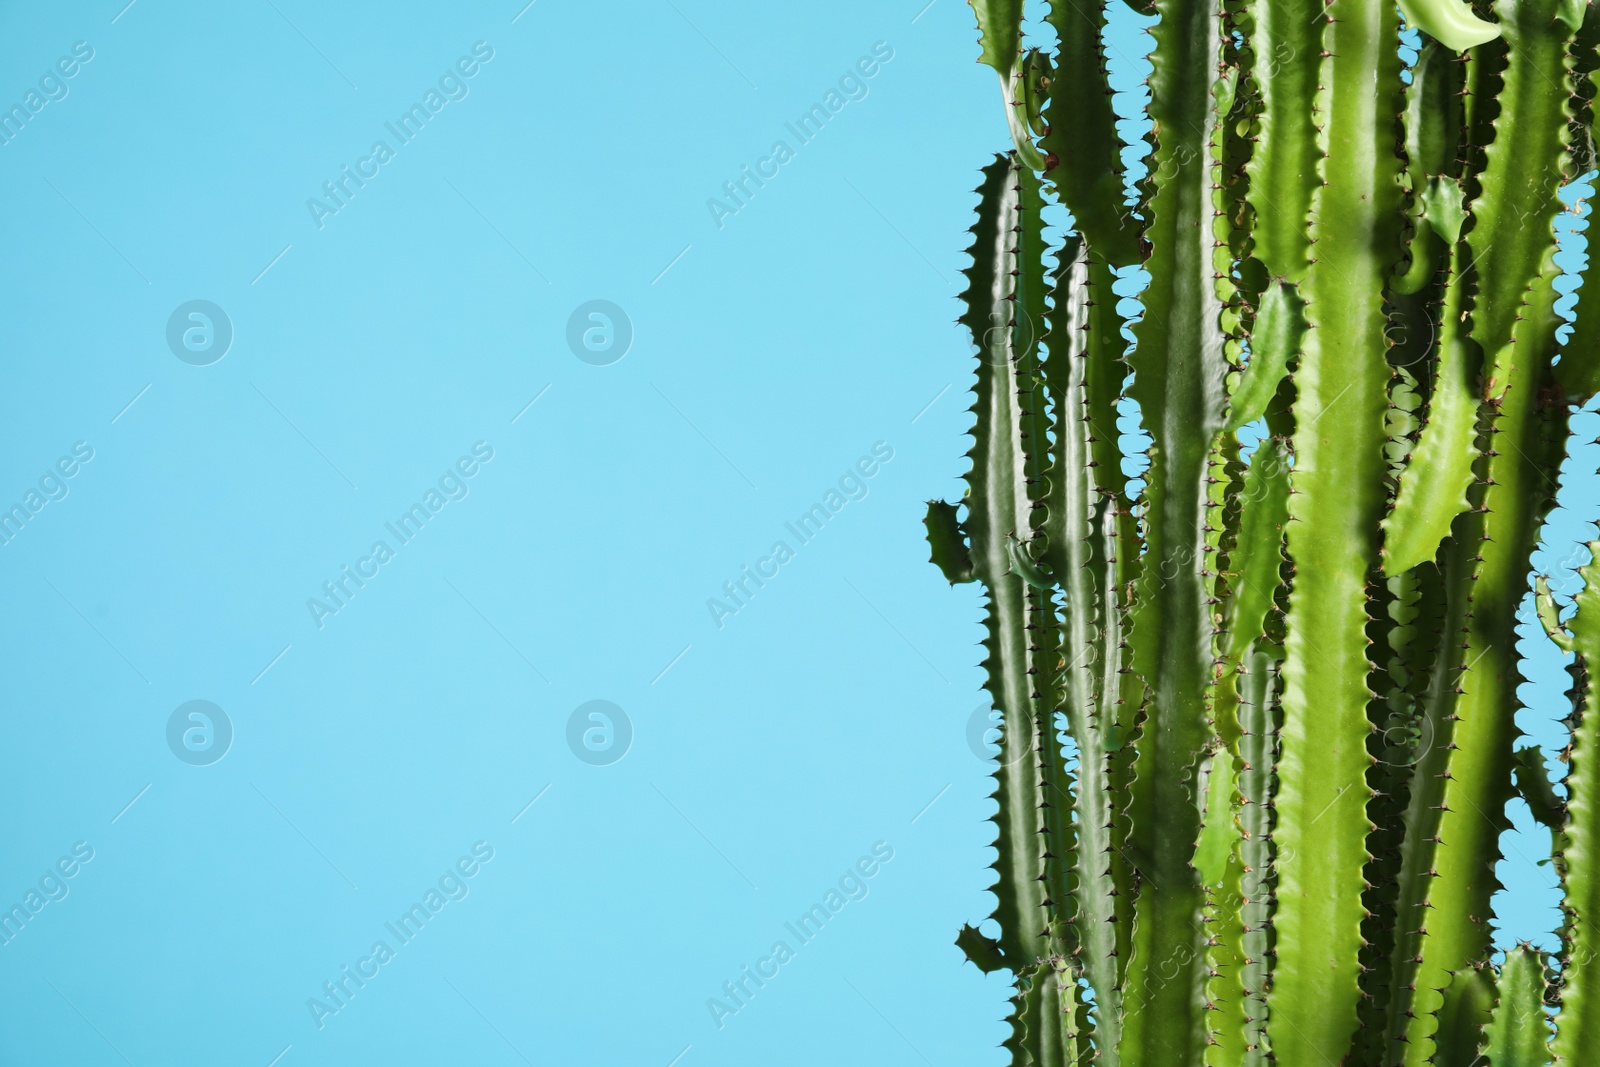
[{"x1": 932, "y1": 0, "x2": 1600, "y2": 1062}]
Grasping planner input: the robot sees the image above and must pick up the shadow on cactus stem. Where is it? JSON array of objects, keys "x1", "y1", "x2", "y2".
[{"x1": 933, "y1": 0, "x2": 1600, "y2": 1063}]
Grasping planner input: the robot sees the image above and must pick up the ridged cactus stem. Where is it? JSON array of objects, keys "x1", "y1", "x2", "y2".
[
  {"x1": 1383, "y1": 520, "x2": 1479, "y2": 1066},
  {"x1": 1011, "y1": 158, "x2": 1084, "y2": 1044},
  {"x1": 1241, "y1": 0, "x2": 1322, "y2": 282},
  {"x1": 958, "y1": 158, "x2": 1068, "y2": 1063},
  {"x1": 1270, "y1": 0, "x2": 1404, "y2": 1061},
  {"x1": 1209, "y1": 440, "x2": 1290, "y2": 1066},
  {"x1": 1044, "y1": 235, "x2": 1126, "y2": 1063},
  {"x1": 1236, "y1": 645, "x2": 1280, "y2": 1067},
  {"x1": 1399, "y1": 359, "x2": 1565, "y2": 1067},
  {"x1": 1555, "y1": 542, "x2": 1600, "y2": 1060},
  {"x1": 1118, "y1": 1, "x2": 1228, "y2": 1062},
  {"x1": 940, "y1": 1, "x2": 1600, "y2": 1063}
]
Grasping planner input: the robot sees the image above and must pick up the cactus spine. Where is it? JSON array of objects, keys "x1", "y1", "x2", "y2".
[{"x1": 934, "y1": 0, "x2": 1600, "y2": 1062}]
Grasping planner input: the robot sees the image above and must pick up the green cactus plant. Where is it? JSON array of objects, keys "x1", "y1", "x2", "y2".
[{"x1": 933, "y1": 0, "x2": 1600, "y2": 1062}]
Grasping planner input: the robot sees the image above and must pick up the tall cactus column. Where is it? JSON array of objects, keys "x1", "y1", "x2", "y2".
[
  {"x1": 1118, "y1": 0, "x2": 1227, "y2": 1061},
  {"x1": 933, "y1": 0, "x2": 1600, "y2": 1063},
  {"x1": 1270, "y1": 1, "x2": 1404, "y2": 1062}
]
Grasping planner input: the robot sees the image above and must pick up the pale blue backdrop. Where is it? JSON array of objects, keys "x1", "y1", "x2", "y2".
[{"x1": 0, "y1": 2, "x2": 1588, "y2": 1065}]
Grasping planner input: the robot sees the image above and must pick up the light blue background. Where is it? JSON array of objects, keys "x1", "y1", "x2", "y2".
[{"x1": 0, "y1": 2, "x2": 1589, "y2": 1065}]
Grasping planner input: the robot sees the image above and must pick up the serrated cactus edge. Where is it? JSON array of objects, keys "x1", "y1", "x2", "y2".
[{"x1": 929, "y1": 1, "x2": 1600, "y2": 1063}]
